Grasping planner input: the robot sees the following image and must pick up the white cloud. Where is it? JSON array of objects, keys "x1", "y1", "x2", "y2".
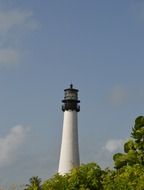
[
  {"x1": 107, "y1": 86, "x2": 144, "y2": 107},
  {"x1": 0, "y1": 48, "x2": 19, "y2": 66},
  {"x1": 0, "y1": 125, "x2": 29, "y2": 168},
  {"x1": 136, "y1": 4, "x2": 144, "y2": 21},
  {"x1": 0, "y1": 10, "x2": 38, "y2": 35},
  {"x1": 103, "y1": 139, "x2": 124, "y2": 153},
  {"x1": 130, "y1": 2, "x2": 144, "y2": 22},
  {"x1": 108, "y1": 86, "x2": 128, "y2": 106},
  {"x1": 0, "y1": 9, "x2": 39, "y2": 67}
]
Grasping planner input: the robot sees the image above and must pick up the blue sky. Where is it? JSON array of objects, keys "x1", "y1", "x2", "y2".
[{"x1": 0, "y1": 0, "x2": 144, "y2": 187}]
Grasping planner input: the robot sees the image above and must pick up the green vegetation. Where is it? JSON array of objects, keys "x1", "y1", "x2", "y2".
[
  {"x1": 113, "y1": 116, "x2": 144, "y2": 169},
  {"x1": 24, "y1": 176, "x2": 42, "y2": 190},
  {"x1": 25, "y1": 116, "x2": 144, "y2": 190},
  {"x1": 42, "y1": 163, "x2": 102, "y2": 190}
]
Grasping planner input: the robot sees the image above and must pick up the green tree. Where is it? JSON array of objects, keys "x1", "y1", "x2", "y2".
[
  {"x1": 67, "y1": 163, "x2": 103, "y2": 190},
  {"x1": 42, "y1": 174, "x2": 68, "y2": 190},
  {"x1": 113, "y1": 116, "x2": 144, "y2": 169},
  {"x1": 42, "y1": 163, "x2": 103, "y2": 190},
  {"x1": 24, "y1": 176, "x2": 42, "y2": 190},
  {"x1": 102, "y1": 165, "x2": 144, "y2": 190}
]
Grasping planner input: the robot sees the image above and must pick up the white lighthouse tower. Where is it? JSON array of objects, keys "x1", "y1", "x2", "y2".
[{"x1": 58, "y1": 84, "x2": 80, "y2": 174}]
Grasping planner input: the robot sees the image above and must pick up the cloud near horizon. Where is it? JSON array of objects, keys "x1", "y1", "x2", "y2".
[
  {"x1": 133, "y1": 2, "x2": 144, "y2": 21},
  {"x1": 0, "y1": 125, "x2": 29, "y2": 168},
  {"x1": 0, "y1": 10, "x2": 38, "y2": 35},
  {"x1": 108, "y1": 86, "x2": 128, "y2": 106},
  {"x1": 0, "y1": 9, "x2": 39, "y2": 67},
  {"x1": 103, "y1": 139, "x2": 124, "y2": 153},
  {"x1": 0, "y1": 49, "x2": 19, "y2": 66},
  {"x1": 107, "y1": 86, "x2": 144, "y2": 107}
]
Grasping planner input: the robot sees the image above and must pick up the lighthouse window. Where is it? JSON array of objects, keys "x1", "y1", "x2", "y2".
[{"x1": 65, "y1": 91, "x2": 77, "y2": 100}]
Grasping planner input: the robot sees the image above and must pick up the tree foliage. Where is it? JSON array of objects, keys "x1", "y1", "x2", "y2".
[
  {"x1": 42, "y1": 163, "x2": 103, "y2": 190},
  {"x1": 113, "y1": 116, "x2": 144, "y2": 169},
  {"x1": 24, "y1": 176, "x2": 42, "y2": 190},
  {"x1": 102, "y1": 164, "x2": 144, "y2": 190}
]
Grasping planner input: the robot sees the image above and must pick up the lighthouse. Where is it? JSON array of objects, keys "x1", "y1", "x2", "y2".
[{"x1": 58, "y1": 84, "x2": 80, "y2": 174}]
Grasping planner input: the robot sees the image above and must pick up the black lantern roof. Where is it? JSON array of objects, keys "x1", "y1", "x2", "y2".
[{"x1": 62, "y1": 84, "x2": 80, "y2": 112}]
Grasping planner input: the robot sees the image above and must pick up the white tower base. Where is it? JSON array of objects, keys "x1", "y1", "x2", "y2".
[{"x1": 58, "y1": 110, "x2": 80, "y2": 174}]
